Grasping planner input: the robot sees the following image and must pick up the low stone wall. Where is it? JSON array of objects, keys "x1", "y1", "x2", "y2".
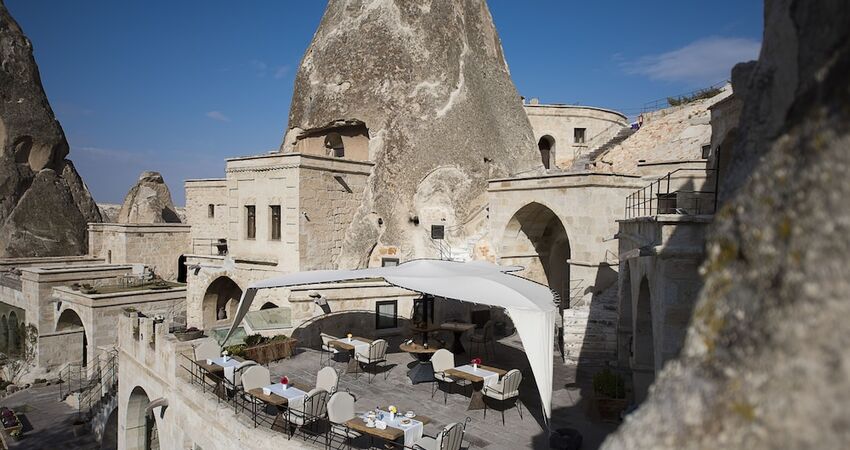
[{"x1": 88, "y1": 223, "x2": 191, "y2": 281}]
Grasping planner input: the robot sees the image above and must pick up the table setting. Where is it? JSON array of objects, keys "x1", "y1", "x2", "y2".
[{"x1": 359, "y1": 405, "x2": 423, "y2": 447}]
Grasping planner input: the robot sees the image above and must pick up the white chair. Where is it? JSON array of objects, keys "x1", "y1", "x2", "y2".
[
  {"x1": 326, "y1": 391, "x2": 361, "y2": 449},
  {"x1": 285, "y1": 388, "x2": 328, "y2": 440},
  {"x1": 482, "y1": 369, "x2": 523, "y2": 425},
  {"x1": 225, "y1": 360, "x2": 258, "y2": 391},
  {"x1": 316, "y1": 366, "x2": 339, "y2": 395},
  {"x1": 354, "y1": 339, "x2": 388, "y2": 383},
  {"x1": 430, "y1": 349, "x2": 469, "y2": 404},
  {"x1": 412, "y1": 421, "x2": 466, "y2": 450},
  {"x1": 320, "y1": 332, "x2": 341, "y2": 367},
  {"x1": 193, "y1": 339, "x2": 219, "y2": 362},
  {"x1": 240, "y1": 365, "x2": 270, "y2": 412}
]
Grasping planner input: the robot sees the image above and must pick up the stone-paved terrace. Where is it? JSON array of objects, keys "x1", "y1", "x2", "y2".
[{"x1": 253, "y1": 332, "x2": 616, "y2": 449}]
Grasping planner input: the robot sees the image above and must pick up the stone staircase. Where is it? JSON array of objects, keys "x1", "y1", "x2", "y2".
[
  {"x1": 562, "y1": 284, "x2": 619, "y2": 369},
  {"x1": 572, "y1": 126, "x2": 637, "y2": 171}
]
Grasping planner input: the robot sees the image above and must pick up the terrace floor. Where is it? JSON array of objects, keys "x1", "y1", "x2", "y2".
[{"x1": 261, "y1": 332, "x2": 617, "y2": 449}]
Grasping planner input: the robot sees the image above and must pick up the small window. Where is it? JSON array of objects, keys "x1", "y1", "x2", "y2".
[
  {"x1": 381, "y1": 258, "x2": 399, "y2": 267},
  {"x1": 376, "y1": 300, "x2": 398, "y2": 329},
  {"x1": 208, "y1": 204, "x2": 215, "y2": 218},
  {"x1": 574, "y1": 128, "x2": 586, "y2": 144},
  {"x1": 701, "y1": 145, "x2": 711, "y2": 159},
  {"x1": 270, "y1": 205, "x2": 281, "y2": 240},
  {"x1": 245, "y1": 206, "x2": 256, "y2": 239},
  {"x1": 431, "y1": 225, "x2": 445, "y2": 240},
  {"x1": 325, "y1": 132, "x2": 344, "y2": 158}
]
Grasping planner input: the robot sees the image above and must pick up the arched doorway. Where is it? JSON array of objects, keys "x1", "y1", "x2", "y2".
[
  {"x1": 57, "y1": 309, "x2": 87, "y2": 365},
  {"x1": 260, "y1": 302, "x2": 278, "y2": 310},
  {"x1": 0, "y1": 315, "x2": 7, "y2": 353},
  {"x1": 7, "y1": 311, "x2": 19, "y2": 355},
  {"x1": 633, "y1": 277, "x2": 655, "y2": 402},
  {"x1": 101, "y1": 407, "x2": 118, "y2": 450},
  {"x1": 202, "y1": 276, "x2": 242, "y2": 330},
  {"x1": 617, "y1": 262, "x2": 634, "y2": 368},
  {"x1": 500, "y1": 202, "x2": 571, "y2": 306},
  {"x1": 125, "y1": 386, "x2": 159, "y2": 450},
  {"x1": 538, "y1": 136, "x2": 555, "y2": 169},
  {"x1": 325, "y1": 132, "x2": 345, "y2": 158},
  {"x1": 176, "y1": 255, "x2": 187, "y2": 283}
]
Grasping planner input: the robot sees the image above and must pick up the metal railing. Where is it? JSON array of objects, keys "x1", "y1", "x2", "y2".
[
  {"x1": 624, "y1": 167, "x2": 718, "y2": 219},
  {"x1": 640, "y1": 80, "x2": 729, "y2": 113},
  {"x1": 58, "y1": 349, "x2": 119, "y2": 419},
  {"x1": 191, "y1": 238, "x2": 228, "y2": 256}
]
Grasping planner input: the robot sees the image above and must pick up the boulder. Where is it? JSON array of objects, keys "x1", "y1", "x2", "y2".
[
  {"x1": 603, "y1": 1, "x2": 850, "y2": 449},
  {"x1": 117, "y1": 171, "x2": 181, "y2": 224},
  {"x1": 285, "y1": 0, "x2": 541, "y2": 268},
  {"x1": 0, "y1": 2, "x2": 102, "y2": 257}
]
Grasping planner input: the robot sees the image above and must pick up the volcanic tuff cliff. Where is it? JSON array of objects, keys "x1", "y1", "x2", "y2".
[
  {"x1": 0, "y1": 0, "x2": 102, "y2": 257},
  {"x1": 603, "y1": 0, "x2": 850, "y2": 448},
  {"x1": 118, "y1": 171, "x2": 181, "y2": 224},
  {"x1": 284, "y1": 0, "x2": 541, "y2": 268}
]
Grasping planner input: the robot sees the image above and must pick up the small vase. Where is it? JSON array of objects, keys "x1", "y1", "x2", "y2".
[
  {"x1": 282, "y1": 384, "x2": 288, "y2": 390},
  {"x1": 473, "y1": 364, "x2": 479, "y2": 370},
  {"x1": 389, "y1": 412, "x2": 395, "y2": 421}
]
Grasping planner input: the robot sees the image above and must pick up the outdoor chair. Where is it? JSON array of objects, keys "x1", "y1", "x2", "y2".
[
  {"x1": 285, "y1": 388, "x2": 329, "y2": 440},
  {"x1": 320, "y1": 332, "x2": 341, "y2": 368},
  {"x1": 469, "y1": 320, "x2": 496, "y2": 359},
  {"x1": 354, "y1": 339, "x2": 389, "y2": 383},
  {"x1": 225, "y1": 360, "x2": 258, "y2": 392},
  {"x1": 482, "y1": 369, "x2": 523, "y2": 425},
  {"x1": 240, "y1": 365, "x2": 271, "y2": 412},
  {"x1": 430, "y1": 349, "x2": 469, "y2": 404},
  {"x1": 326, "y1": 391, "x2": 361, "y2": 449},
  {"x1": 316, "y1": 366, "x2": 339, "y2": 395},
  {"x1": 193, "y1": 339, "x2": 219, "y2": 361},
  {"x1": 412, "y1": 419, "x2": 468, "y2": 450}
]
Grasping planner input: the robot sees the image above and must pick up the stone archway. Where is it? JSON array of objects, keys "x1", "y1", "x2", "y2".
[
  {"x1": 125, "y1": 386, "x2": 159, "y2": 450},
  {"x1": 202, "y1": 276, "x2": 242, "y2": 330},
  {"x1": 7, "y1": 311, "x2": 19, "y2": 355},
  {"x1": 176, "y1": 255, "x2": 187, "y2": 283},
  {"x1": 538, "y1": 135, "x2": 555, "y2": 169},
  {"x1": 101, "y1": 407, "x2": 118, "y2": 450},
  {"x1": 56, "y1": 308, "x2": 87, "y2": 365},
  {"x1": 0, "y1": 315, "x2": 7, "y2": 353},
  {"x1": 633, "y1": 277, "x2": 655, "y2": 402},
  {"x1": 260, "y1": 302, "x2": 278, "y2": 310},
  {"x1": 617, "y1": 261, "x2": 634, "y2": 368},
  {"x1": 499, "y1": 202, "x2": 571, "y2": 307}
]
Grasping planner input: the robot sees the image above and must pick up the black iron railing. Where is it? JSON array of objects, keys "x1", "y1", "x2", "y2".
[
  {"x1": 624, "y1": 167, "x2": 718, "y2": 219},
  {"x1": 191, "y1": 238, "x2": 228, "y2": 256},
  {"x1": 58, "y1": 349, "x2": 119, "y2": 419}
]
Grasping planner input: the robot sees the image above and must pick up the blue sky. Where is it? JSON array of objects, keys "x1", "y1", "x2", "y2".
[{"x1": 7, "y1": 1, "x2": 763, "y2": 205}]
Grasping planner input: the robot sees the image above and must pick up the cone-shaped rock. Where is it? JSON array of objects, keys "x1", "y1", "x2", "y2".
[
  {"x1": 0, "y1": 1, "x2": 102, "y2": 257},
  {"x1": 117, "y1": 171, "x2": 181, "y2": 224},
  {"x1": 284, "y1": 0, "x2": 541, "y2": 268}
]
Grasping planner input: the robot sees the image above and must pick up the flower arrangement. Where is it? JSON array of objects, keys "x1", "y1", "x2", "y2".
[
  {"x1": 347, "y1": 333, "x2": 353, "y2": 340},
  {"x1": 280, "y1": 376, "x2": 289, "y2": 389},
  {"x1": 471, "y1": 357, "x2": 482, "y2": 369},
  {"x1": 222, "y1": 350, "x2": 230, "y2": 361},
  {"x1": 388, "y1": 405, "x2": 398, "y2": 420}
]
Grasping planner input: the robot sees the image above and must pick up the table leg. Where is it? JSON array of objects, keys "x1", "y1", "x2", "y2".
[
  {"x1": 345, "y1": 350, "x2": 359, "y2": 374},
  {"x1": 451, "y1": 330, "x2": 466, "y2": 354},
  {"x1": 467, "y1": 382, "x2": 486, "y2": 410}
]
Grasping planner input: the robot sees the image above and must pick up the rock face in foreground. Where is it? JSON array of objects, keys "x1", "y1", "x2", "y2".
[
  {"x1": 284, "y1": 0, "x2": 541, "y2": 268},
  {"x1": 603, "y1": 1, "x2": 850, "y2": 449},
  {"x1": 0, "y1": 1, "x2": 102, "y2": 257},
  {"x1": 117, "y1": 171, "x2": 181, "y2": 224}
]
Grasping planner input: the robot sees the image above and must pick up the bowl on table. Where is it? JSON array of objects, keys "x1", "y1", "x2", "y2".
[{"x1": 404, "y1": 411, "x2": 416, "y2": 418}]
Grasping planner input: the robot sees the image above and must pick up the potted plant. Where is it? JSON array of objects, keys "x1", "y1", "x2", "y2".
[
  {"x1": 9, "y1": 429, "x2": 23, "y2": 441},
  {"x1": 174, "y1": 326, "x2": 204, "y2": 341},
  {"x1": 592, "y1": 369, "x2": 627, "y2": 423}
]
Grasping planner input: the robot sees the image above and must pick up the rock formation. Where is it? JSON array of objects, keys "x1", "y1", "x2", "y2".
[
  {"x1": 284, "y1": 0, "x2": 541, "y2": 268},
  {"x1": 117, "y1": 171, "x2": 181, "y2": 224},
  {"x1": 0, "y1": 1, "x2": 102, "y2": 257},
  {"x1": 603, "y1": 1, "x2": 850, "y2": 448}
]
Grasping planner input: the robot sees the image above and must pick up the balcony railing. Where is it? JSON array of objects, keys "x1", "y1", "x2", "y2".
[
  {"x1": 191, "y1": 238, "x2": 228, "y2": 256},
  {"x1": 624, "y1": 167, "x2": 718, "y2": 219}
]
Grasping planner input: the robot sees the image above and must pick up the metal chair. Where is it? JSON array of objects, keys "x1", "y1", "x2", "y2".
[
  {"x1": 482, "y1": 369, "x2": 523, "y2": 425},
  {"x1": 412, "y1": 418, "x2": 468, "y2": 450},
  {"x1": 326, "y1": 391, "x2": 361, "y2": 449},
  {"x1": 354, "y1": 339, "x2": 388, "y2": 383},
  {"x1": 286, "y1": 388, "x2": 329, "y2": 440},
  {"x1": 316, "y1": 366, "x2": 339, "y2": 395},
  {"x1": 469, "y1": 320, "x2": 496, "y2": 359},
  {"x1": 193, "y1": 339, "x2": 219, "y2": 361},
  {"x1": 320, "y1": 332, "x2": 341, "y2": 368},
  {"x1": 430, "y1": 349, "x2": 469, "y2": 404}
]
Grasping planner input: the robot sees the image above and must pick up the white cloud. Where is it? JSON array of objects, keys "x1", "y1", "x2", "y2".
[
  {"x1": 274, "y1": 65, "x2": 290, "y2": 79},
  {"x1": 622, "y1": 36, "x2": 761, "y2": 84},
  {"x1": 205, "y1": 111, "x2": 230, "y2": 122}
]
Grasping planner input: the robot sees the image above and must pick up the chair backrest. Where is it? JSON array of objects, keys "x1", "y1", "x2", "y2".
[
  {"x1": 302, "y1": 388, "x2": 329, "y2": 418},
  {"x1": 193, "y1": 339, "x2": 219, "y2": 361},
  {"x1": 436, "y1": 422, "x2": 464, "y2": 450},
  {"x1": 320, "y1": 332, "x2": 338, "y2": 348},
  {"x1": 240, "y1": 365, "x2": 270, "y2": 392},
  {"x1": 430, "y1": 349, "x2": 455, "y2": 373},
  {"x1": 501, "y1": 369, "x2": 522, "y2": 396},
  {"x1": 316, "y1": 366, "x2": 339, "y2": 394},
  {"x1": 326, "y1": 391, "x2": 355, "y2": 424},
  {"x1": 369, "y1": 339, "x2": 388, "y2": 359},
  {"x1": 231, "y1": 360, "x2": 258, "y2": 386}
]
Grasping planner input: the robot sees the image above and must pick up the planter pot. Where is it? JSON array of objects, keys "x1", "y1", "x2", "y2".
[
  {"x1": 595, "y1": 395, "x2": 628, "y2": 423},
  {"x1": 175, "y1": 330, "x2": 204, "y2": 341},
  {"x1": 244, "y1": 339, "x2": 299, "y2": 364}
]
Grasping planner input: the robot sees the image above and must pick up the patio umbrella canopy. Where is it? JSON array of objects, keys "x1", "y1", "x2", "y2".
[{"x1": 223, "y1": 259, "x2": 558, "y2": 420}]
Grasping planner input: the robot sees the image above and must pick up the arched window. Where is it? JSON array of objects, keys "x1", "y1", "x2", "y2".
[
  {"x1": 260, "y1": 302, "x2": 278, "y2": 310},
  {"x1": 538, "y1": 136, "x2": 555, "y2": 169},
  {"x1": 325, "y1": 132, "x2": 345, "y2": 158}
]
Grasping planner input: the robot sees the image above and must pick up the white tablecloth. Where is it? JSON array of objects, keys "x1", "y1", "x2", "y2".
[
  {"x1": 207, "y1": 356, "x2": 241, "y2": 368},
  {"x1": 454, "y1": 364, "x2": 499, "y2": 387},
  {"x1": 367, "y1": 410, "x2": 423, "y2": 447},
  {"x1": 345, "y1": 338, "x2": 371, "y2": 357},
  {"x1": 263, "y1": 383, "x2": 307, "y2": 408}
]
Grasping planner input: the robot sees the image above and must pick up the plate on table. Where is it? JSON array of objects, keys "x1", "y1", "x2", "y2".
[
  {"x1": 405, "y1": 411, "x2": 416, "y2": 418},
  {"x1": 400, "y1": 418, "x2": 412, "y2": 425}
]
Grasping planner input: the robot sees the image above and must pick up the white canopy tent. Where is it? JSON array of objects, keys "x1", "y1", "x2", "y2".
[{"x1": 222, "y1": 259, "x2": 558, "y2": 420}]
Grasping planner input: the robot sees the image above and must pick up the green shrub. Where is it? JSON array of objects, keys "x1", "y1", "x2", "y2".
[
  {"x1": 223, "y1": 344, "x2": 246, "y2": 357},
  {"x1": 593, "y1": 369, "x2": 625, "y2": 399},
  {"x1": 269, "y1": 334, "x2": 290, "y2": 342},
  {"x1": 243, "y1": 334, "x2": 266, "y2": 347},
  {"x1": 667, "y1": 87, "x2": 723, "y2": 107}
]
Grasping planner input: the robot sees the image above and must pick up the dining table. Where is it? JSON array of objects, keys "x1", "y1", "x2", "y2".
[
  {"x1": 345, "y1": 411, "x2": 431, "y2": 449},
  {"x1": 399, "y1": 341, "x2": 441, "y2": 384},
  {"x1": 328, "y1": 336, "x2": 374, "y2": 373},
  {"x1": 246, "y1": 381, "x2": 312, "y2": 430},
  {"x1": 444, "y1": 364, "x2": 507, "y2": 410},
  {"x1": 194, "y1": 356, "x2": 244, "y2": 397},
  {"x1": 439, "y1": 322, "x2": 476, "y2": 354}
]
